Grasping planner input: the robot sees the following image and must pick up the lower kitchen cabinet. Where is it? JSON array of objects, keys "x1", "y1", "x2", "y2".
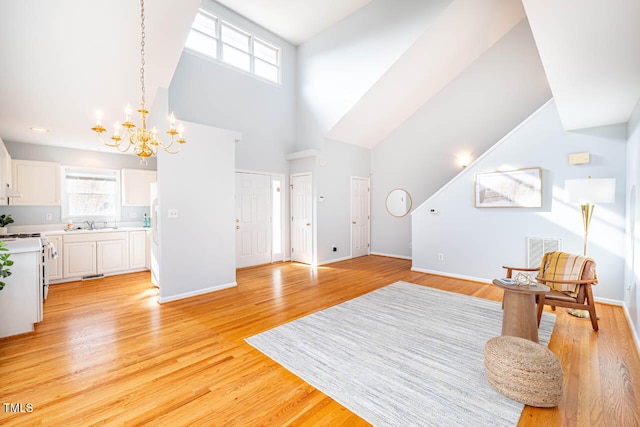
[
  {"x1": 129, "y1": 230, "x2": 146, "y2": 270},
  {"x1": 97, "y1": 239, "x2": 128, "y2": 274},
  {"x1": 46, "y1": 235, "x2": 63, "y2": 281},
  {"x1": 0, "y1": 245, "x2": 41, "y2": 338},
  {"x1": 52, "y1": 229, "x2": 147, "y2": 282},
  {"x1": 63, "y1": 241, "x2": 97, "y2": 278}
]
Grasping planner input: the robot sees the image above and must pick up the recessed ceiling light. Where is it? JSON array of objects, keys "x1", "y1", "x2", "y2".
[{"x1": 29, "y1": 127, "x2": 49, "y2": 133}]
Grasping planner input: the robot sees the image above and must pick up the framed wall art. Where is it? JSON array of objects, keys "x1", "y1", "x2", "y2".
[{"x1": 474, "y1": 167, "x2": 542, "y2": 208}]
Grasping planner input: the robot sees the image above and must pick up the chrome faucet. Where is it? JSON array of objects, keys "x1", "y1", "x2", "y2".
[{"x1": 85, "y1": 220, "x2": 96, "y2": 230}]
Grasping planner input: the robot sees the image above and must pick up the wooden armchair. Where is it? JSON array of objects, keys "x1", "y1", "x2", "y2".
[{"x1": 502, "y1": 251, "x2": 599, "y2": 331}]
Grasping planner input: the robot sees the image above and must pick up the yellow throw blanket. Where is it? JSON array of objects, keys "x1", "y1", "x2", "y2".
[{"x1": 540, "y1": 252, "x2": 596, "y2": 297}]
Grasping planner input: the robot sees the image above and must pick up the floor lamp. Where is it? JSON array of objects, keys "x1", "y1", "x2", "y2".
[{"x1": 564, "y1": 177, "x2": 616, "y2": 318}]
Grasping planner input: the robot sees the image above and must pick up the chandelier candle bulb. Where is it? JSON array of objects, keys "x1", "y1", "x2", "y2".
[{"x1": 91, "y1": 111, "x2": 106, "y2": 134}]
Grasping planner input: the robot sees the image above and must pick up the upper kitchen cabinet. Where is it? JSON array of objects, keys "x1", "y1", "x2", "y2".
[
  {"x1": 122, "y1": 169, "x2": 156, "y2": 206},
  {"x1": 11, "y1": 160, "x2": 61, "y2": 205}
]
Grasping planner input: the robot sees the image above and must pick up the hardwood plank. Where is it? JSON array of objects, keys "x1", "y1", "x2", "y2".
[{"x1": 0, "y1": 256, "x2": 639, "y2": 426}]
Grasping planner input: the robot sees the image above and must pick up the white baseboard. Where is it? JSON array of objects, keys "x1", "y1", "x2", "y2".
[
  {"x1": 371, "y1": 252, "x2": 412, "y2": 260},
  {"x1": 410, "y1": 267, "x2": 492, "y2": 284},
  {"x1": 318, "y1": 256, "x2": 352, "y2": 266},
  {"x1": 158, "y1": 281, "x2": 237, "y2": 303},
  {"x1": 623, "y1": 303, "x2": 640, "y2": 357},
  {"x1": 594, "y1": 296, "x2": 624, "y2": 306}
]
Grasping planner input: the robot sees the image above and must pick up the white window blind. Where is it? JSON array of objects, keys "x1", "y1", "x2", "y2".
[{"x1": 61, "y1": 167, "x2": 121, "y2": 219}]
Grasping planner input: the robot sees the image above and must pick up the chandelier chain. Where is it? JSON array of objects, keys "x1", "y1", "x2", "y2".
[
  {"x1": 91, "y1": 0, "x2": 185, "y2": 165},
  {"x1": 140, "y1": 0, "x2": 146, "y2": 107}
]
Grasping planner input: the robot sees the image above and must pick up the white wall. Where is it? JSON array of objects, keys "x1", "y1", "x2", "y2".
[
  {"x1": 625, "y1": 99, "x2": 640, "y2": 347},
  {"x1": 316, "y1": 139, "x2": 371, "y2": 263},
  {"x1": 157, "y1": 120, "x2": 238, "y2": 302},
  {"x1": 296, "y1": 0, "x2": 453, "y2": 150},
  {"x1": 371, "y1": 20, "x2": 551, "y2": 258},
  {"x1": 412, "y1": 100, "x2": 627, "y2": 302}
]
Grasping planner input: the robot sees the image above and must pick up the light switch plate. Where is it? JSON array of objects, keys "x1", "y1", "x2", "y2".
[{"x1": 168, "y1": 209, "x2": 179, "y2": 218}]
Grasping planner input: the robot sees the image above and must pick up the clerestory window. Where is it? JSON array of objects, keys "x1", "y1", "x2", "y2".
[{"x1": 185, "y1": 9, "x2": 281, "y2": 85}]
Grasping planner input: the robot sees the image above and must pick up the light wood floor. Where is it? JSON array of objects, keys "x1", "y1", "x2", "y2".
[{"x1": 1, "y1": 256, "x2": 639, "y2": 426}]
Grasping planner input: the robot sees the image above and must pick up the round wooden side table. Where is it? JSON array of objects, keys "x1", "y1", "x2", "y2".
[{"x1": 492, "y1": 279, "x2": 550, "y2": 343}]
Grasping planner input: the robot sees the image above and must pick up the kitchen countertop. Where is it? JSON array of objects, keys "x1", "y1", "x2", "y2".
[
  {"x1": 45, "y1": 227, "x2": 149, "y2": 236},
  {"x1": 0, "y1": 237, "x2": 43, "y2": 253}
]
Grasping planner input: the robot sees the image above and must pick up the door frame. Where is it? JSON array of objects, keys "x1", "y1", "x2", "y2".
[{"x1": 350, "y1": 176, "x2": 371, "y2": 258}]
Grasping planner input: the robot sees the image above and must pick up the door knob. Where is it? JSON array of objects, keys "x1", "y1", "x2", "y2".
[
  {"x1": 352, "y1": 221, "x2": 356, "y2": 224},
  {"x1": 306, "y1": 223, "x2": 311, "y2": 226},
  {"x1": 235, "y1": 218, "x2": 239, "y2": 223},
  {"x1": 236, "y1": 226, "x2": 240, "y2": 230}
]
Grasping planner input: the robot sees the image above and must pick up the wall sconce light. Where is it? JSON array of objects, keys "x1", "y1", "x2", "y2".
[{"x1": 456, "y1": 152, "x2": 473, "y2": 169}]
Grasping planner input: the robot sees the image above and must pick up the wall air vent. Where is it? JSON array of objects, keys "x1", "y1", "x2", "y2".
[
  {"x1": 82, "y1": 274, "x2": 104, "y2": 281},
  {"x1": 527, "y1": 237, "x2": 562, "y2": 268}
]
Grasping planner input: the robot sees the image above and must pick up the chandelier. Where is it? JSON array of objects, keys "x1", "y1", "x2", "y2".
[{"x1": 91, "y1": 0, "x2": 185, "y2": 166}]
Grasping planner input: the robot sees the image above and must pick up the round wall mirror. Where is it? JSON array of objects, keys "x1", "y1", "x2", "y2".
[{"x1": 386, "y1": 189, "x2": 412, "y2": 217}]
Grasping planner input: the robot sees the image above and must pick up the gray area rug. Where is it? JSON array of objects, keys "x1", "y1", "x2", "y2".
[{"x1": 246, "y1": 281, "x2": 556, "y2": 427}]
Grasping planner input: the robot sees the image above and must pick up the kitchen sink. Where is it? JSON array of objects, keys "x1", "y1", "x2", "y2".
[{"x1": 64, "y1": 227, "x2": 118, "y2": 232}]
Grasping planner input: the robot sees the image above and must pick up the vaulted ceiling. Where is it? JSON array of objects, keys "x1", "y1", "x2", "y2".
[
  {"x1": 522, "y1": 0, "x2": 640, "y2": 131},
  {"x1": 0, "y1": 0, "x2": 638, "y2": 153}
]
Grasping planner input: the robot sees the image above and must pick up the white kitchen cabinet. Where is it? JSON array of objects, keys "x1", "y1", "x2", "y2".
[
  {"x1": 0, "y1": 241, "x2": 41, "y2": 338},
  {"x1": 97, "y1": 239, "x2": 128, "y2": 274},
  {"x1": 63, "y1": 241, "x2": 97, "y2": 278},
  {"x1": 62, "y1": 231, "x2": 130, "y2": 279},
  {"x1": 129, "y1": 230, "x2": 147, "y2": 270},
  {"x1": 46, "y1": 235, "x2": 63, "y2": 281},
  {"x1": 145, "y1": 230, "x2": 151, "y2": 270},
  {"x1": 0, "y1": 139, "x2": 10, "y2": 204},
  {"x1": 11, "y1": 159, "x2": 60, "y2": 205},
  {"x1": 122, "y1": 169, "x2": 156, "y2": 206}
]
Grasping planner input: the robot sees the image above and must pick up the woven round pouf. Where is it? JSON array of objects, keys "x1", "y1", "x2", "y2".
[{"x1": 484, "y1": 336, "x2": 563, "y2": 408}]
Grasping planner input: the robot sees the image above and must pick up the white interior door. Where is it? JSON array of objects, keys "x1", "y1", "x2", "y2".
[
  {"x1": 351, "y1": 177, "x2": 370, "y2": 258},
  {"x1": 236, "y1": 172, "x2": 272, "y2": 268},
  {"x1": 291, "y1": 173, "x2": 312, "y2": 264}
]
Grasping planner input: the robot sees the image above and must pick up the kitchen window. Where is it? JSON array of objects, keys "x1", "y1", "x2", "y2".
[
  {"x1": 185, "y1": 9, "x2": 281, "y2": 85},
  {"x1": 61, "y1": 167, "x2": 121, "y2": 220}
]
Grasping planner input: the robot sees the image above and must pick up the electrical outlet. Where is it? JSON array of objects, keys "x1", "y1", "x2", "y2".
[
  {"x1": 46, "y1": 213, "x2": 52, "y2": 221},
  {"x1": 168, "y1": 209, "x2": 179, "y2": 218},
  {"x1": 130, "y1": 212, "x2": 137, "y2": 218},
  {"x1": 332, "y1": 245, "x2": 337, "y2": 252},
  {"x1": 438, "y1": 253, "x2": 444, "y2": 261}
]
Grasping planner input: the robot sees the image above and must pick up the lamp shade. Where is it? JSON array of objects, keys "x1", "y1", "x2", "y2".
[{"x1": 565, "y1": 178, "x2": 616, "y2": 204}]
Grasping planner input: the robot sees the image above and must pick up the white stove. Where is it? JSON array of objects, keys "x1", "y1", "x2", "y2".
[{"x1": 1, "y1": 232, "x2": 50, "y2": 302}]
